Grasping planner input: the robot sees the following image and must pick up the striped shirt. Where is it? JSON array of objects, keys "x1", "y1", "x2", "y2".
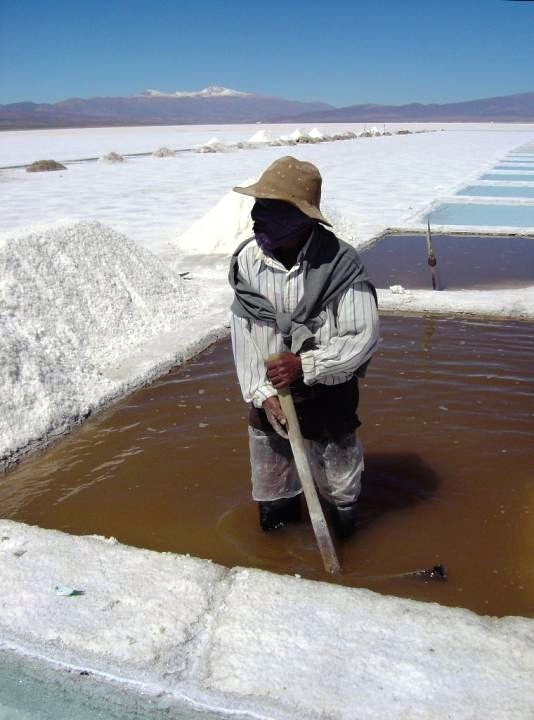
[{"x1": 230, "y1": 237, "x2": 380, "y2": 408}]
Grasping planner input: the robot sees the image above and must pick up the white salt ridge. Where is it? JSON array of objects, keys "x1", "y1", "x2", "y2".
[
  {"x1": 0, "y1": 520, "x2": 533, "y2": 719},
  {"x1": 378, "y1": 284, "x2": 534, "y2": 319},
  {"x1": 308, "y1": 127, "x2": 325, "y2": 139}
]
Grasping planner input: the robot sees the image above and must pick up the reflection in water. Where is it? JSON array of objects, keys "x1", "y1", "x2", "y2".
[
  {"x1": 356, "y1": 452, "x2": 439, "y2": 526},
  {"x1": 361, "y1": 233, "x2": 534, "y2": 290},
  {"x1": 1, "y1": 317, "x2": 533, "y2": 617},
  {"x1": 422, "y1": 314, "x2": 436, "y2": 355}
]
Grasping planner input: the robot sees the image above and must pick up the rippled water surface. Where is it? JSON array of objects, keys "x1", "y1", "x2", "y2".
[{"x1": 1, "y1": 317, "x2": 533, "y2": 617}]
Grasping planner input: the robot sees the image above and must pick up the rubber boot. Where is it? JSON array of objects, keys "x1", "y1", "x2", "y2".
[
  {"x1": 331, "y1": 502, "x2": 359, "y2": 541},
  {"x1": 258, "y1": 495, "x2": 302, "y2": 532}
]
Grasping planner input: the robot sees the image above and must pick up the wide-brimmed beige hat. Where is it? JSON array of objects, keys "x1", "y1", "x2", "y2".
[{"x1": 233, "y1": 156, "x2": 331, "y2": 226}]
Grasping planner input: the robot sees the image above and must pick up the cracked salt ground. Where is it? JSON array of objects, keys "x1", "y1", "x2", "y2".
[{"x1": 1, "y1": 316, "x2": 533, "y2": 617}]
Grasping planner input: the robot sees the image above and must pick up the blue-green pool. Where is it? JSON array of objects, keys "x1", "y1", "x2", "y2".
[
  {"x1": 494, "y1": 165, "x2": 534, "y2": 172},
  {"x1": 427, "y1": 203, "x2": 534, "y2": 227},
  {"x1": 0, "y1": 651, "x2": 223, "y2": 720},
  {"x1": 457, "y1": 185, "x2": 534, "y2": 199},
  {"x1": 481, "y1": 174, "x2": 534, "y2": 182}
]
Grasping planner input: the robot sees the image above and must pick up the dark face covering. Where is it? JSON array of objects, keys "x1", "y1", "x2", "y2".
[{"x1": 251, "y1": 199, "x2": 315, "y2": 251}]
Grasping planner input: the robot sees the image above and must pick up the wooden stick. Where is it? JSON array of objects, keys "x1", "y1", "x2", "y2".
[
  {"x1": 426, "y1": 219, "x2": 439, "y2": 291},
  {"x1": 277, "y1": 386, "x2": 341, "y2": 575}
]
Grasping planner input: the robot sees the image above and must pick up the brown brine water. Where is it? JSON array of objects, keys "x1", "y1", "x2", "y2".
[
  {"x1": 361, "y1": 233, "x2": 534, "y2": 290},
  {"x1": 1, "y1": 316, "x2": 533, "y2": 617}
]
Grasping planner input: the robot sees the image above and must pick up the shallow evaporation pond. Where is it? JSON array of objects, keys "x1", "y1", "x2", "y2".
[
  {"x1": 494, "y1": 165, "x2": 534, "y2": 172},
  {"x1": 0, "y1": 649, "x2": 225, "y2": 720},
  {"x1": 457, "y1": 185, "x2": 534, "y2": 199},
  {"x1": 481, "y1": 173, "x2": 534, "y2": 182},
  {"x1": 2, "y1": 317, "x2": 533, "y2": 617},
  {"x1": 427, "y1": 203, "x2": 534, "y2": 228},
  {"x1": 360, "y1": 232, "x2": 534, "y2": 290}
]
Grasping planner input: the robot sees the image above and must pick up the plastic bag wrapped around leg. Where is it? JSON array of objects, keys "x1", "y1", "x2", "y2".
[
  {"x1": 309, "y1": 432, "x2": 364, "y2": 506},
  {"x1": 248, "y1": 427, "x2": 301, "y2": 502}
]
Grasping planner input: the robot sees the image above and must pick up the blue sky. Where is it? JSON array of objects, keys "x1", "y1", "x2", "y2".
[{"x1": 1, "y1": 0, "x2": 533, "y2": 106}]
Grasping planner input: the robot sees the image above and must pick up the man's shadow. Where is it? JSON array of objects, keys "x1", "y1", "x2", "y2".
[{"x1": 355, "y1": 452, "x2": 440, "y2": 529}]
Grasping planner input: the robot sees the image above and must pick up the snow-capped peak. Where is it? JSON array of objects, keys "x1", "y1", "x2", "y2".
[{"x1": 140, "y1": 86, "x2": 252, "y2": 98}]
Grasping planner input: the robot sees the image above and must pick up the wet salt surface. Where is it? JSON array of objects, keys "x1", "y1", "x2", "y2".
[
  {"x1": 361, "y1": 232, "x2": 534, "y2": 290},
  {"x1": 1, "y1": 316, "x2": 533, "y2": 618}
]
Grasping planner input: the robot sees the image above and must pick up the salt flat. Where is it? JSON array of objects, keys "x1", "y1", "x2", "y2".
[
  {"x1": 3, "y1": 125, "x2": 534, "y2": 254},
  {"x1": 4, "y1": 121, "x2": 534, "y2": 167}
]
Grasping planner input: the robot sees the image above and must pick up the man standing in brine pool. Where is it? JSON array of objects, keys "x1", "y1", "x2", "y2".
[{"x1": 228, "y1": 156, "x2": 379, "y2": 540}]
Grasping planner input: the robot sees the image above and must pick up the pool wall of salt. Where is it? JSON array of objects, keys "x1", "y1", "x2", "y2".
[{"x1": 1, "y1": 519, "x2": 533, "y2": 720}]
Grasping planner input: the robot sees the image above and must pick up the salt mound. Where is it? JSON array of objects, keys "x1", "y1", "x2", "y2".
[
  {"x1": 308, "y1": 128, "x2": 324, "y2": 140},
  {"x1": 176, "y1": 188, "x2": 358, "y2": 255},
  {"x1": 153, "y1": 146, "x2": 176, "y2": 157},
  {"x1": 275, "y1": 135, "x2": 296, "y2": 145},
  {"x1": 247, "y1": 129, "x2": 273, "y2": 143},
  {"x1": 100, "y1": 151, "x2": 125, "y2": 163},
  {"x1": 321, "y1": 205, "x2": 358, "y2": 244},
  {"x1": 0, "y1": 221, "x2": 189, "y2": 466},
  {"x1": 176, "y1": 182, "x2": 255, "y2": 254},
  {"x1": 196, "y1": 136, "x2": 230, "y2": 153},
  {"x1": 289, "y1": 128, "x2": 307, "y2": 141},
  {"x1": 26, "y1": 160, "x2": 66, "y2": 172}
]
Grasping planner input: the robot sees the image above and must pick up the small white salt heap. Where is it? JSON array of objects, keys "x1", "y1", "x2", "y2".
[
  {"x1": 176, "y1": 180, "x2": 255, "y2": 254},
  {"x1": 247, "y1": 129, "x2": 273, "y2": 144}
]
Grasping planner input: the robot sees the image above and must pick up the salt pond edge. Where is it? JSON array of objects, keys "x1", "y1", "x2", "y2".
[{"x1": 0, "y1": 520, "x2": 533, "y2": 720}]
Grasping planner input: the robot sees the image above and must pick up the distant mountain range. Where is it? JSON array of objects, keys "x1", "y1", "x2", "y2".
[
  {"x1": 0, "y1": 86, "x2": 332, "y2": 130},
  {"x1": 1, "y1": 86, "x2": 534, "y2": 130}
]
